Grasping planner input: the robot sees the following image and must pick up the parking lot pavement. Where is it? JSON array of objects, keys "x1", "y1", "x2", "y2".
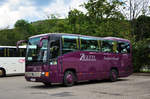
[{"x1": 0, "y1": 73, "x2": 150, "y2": 99}]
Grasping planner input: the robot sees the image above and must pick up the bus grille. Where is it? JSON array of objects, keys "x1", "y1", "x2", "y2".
[{"x1": 25, "y1": 72, "x2": 41, "y2": 77}]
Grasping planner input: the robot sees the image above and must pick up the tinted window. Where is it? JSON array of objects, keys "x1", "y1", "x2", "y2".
[
  {"x1": 0, "y1": 48, "x2": 6, "y2": 57},
  {"x1": 0, "y1": 48, "x2": 18, "y2": 57},
  {"x1": 80, "y1": 37, "x2": 99, "y2": 51},
  {"x1": 102, "y1": 40, "x2": 113, "y2": 53},
  {"x1": 19, "y1": 48, "x2": 26, "y2": 57},
  {"x1": 117, "y1": 42, "x2": 130, "y2": 53},
  {"x1": 62, "y1": 36, "x2": 78, "y2": 54},
  {"x1": 0, "y1": 47, "x2": 26, "y2": 57},
  {"x1": 50, "y1": 40, "x2": 60, "y2": 59},
  {"x1": 8, "y1": 48, "x2": 17, "y2": 57}
]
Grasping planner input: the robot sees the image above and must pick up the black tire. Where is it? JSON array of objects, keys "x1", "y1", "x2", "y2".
[
  {"x1": 63, "y1": 71, "x2": 75, "y2": 87},
  {"x1": 109, "y1": 69, "x2": 118, "y2": 82},
  {"x1": 43, "y1": 82, "x2": 51, "y2": 87},
  {"x1": 0, "y1": 69, "x2": 5, "y2": 77}
]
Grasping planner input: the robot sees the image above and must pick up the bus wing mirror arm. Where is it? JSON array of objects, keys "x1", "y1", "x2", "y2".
[
  {"x1": 39, "y1": 36, "x2": 49, "y2": 48},
  {"x1": 16, "y1": 40, "x2": 27, "y2": 50},
  {"x1": 50, "y1": 40, "x2": 55, "y2": 44}
]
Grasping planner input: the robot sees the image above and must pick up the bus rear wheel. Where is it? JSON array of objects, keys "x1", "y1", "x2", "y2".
[
  {"x1": 0, "y1": 69, "x2": 5, "y2": 77},
  {"x1": 63, "y1": 71, "x2": 75, "y2": 87},
  {"x1": 109, "y1": 69, "x2": 118, "y2": 82}
]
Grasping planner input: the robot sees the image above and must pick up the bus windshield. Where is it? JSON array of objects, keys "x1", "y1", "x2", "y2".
[{"x1": 26, "y1": 37, "x2": 48, "y2": 62}]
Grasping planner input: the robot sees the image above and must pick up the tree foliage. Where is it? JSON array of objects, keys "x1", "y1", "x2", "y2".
[
  {"x1": 84, "y1": 0, "x2": 124, "y2": 21},
  {"x1": 132, "y1": 39, "x2": 150, "y2": 72}
]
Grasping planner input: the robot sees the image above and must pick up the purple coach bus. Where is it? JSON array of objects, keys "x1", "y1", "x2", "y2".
[{"x1": 22, "y1": 33, "x2": 132, "y2": 86}]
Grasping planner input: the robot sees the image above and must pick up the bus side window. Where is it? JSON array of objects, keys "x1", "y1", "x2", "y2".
[
  {"x1": 8, "y1": 48, "x2": 17, "y2": 57},
  {"x1": 101, "y1": 40, "x2": 113, "y2": 53},
  {"x1": 0, "y1": 48, "x2": 5, "y2": 57},
  {"x1": 50, "y1": 40, "x2": 60, "y2": 59},
  {"x1": 62, "y1": 36, "x2": 78, "y2": 54},
  {"x1": 80, "y1": 37, "x2": 99, "y2": 51},
  {"x1": 117, "y1": 42, "x2": 130, "y2": 54},
  {"x1": 19, "y1": 48, "x2": 26, "y2": 57}
]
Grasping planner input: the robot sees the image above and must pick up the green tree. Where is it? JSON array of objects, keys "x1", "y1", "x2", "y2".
[
  {"x1": 14, "y1": 19, "x2": 35, "y2": 39},
  {"x1": 68, "y1": 9, "x2": 86, "y2": 34},
  {"x1": 84, "y1": 0, "x2": 124, "y2": 22},
  {"x1": 82, "y1": 0, "x2": 125, "y2": 36},
  {"x1": 135, "y1": 15, "x2": 150, "y2": 41},
  {"x1": 132, "y1": 39, "x2": 150, "y2": 72}
]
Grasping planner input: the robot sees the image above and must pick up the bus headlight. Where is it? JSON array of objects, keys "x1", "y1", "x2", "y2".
[
  {"x1": 41, "y1": 72, "x2": 45, "y2": 75},
  {"x1": 50, "y1": 60, "x2": 57, "y2": 65},
  {"x1": 41, "y1": 72, "x2": 49, "y2": 77}
]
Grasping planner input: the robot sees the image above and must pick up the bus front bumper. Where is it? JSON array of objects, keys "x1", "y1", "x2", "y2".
[
  {"x1": 25, "y1": 72, "x2": 62, "y2": 83},
  {"x1": 25, "y1": 72, "x2": 50, "y2": 82}
]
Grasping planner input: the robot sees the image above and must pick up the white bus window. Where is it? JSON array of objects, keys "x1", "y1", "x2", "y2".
[
  {"x1": 0, "y1": 48, "x2": 5, "y2": 57},
  {"x1": 19, "y1": 48, "x2": 26, "y2": 57},
  {"x1": 8, "y1": 48, "x2": 17, "y2": 57}
]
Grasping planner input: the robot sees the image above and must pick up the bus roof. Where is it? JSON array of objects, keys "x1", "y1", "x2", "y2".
[
  {"x1": 0, "y1": 46, "x2": 17, "y2": 48},
  {"x1": 30, "y1": 33, "x2": 103, "y2": 39},
  {"x1": 103, "y1": 37, "x2": 130, "y2": 42},
  {"x1": 29, "y1": 33, "x2": 130, "y2": 42}
]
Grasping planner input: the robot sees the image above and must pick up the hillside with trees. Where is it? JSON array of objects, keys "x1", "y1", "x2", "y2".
[{"x1": 0, "y1": 0, "x2": 150, "y2": 72}]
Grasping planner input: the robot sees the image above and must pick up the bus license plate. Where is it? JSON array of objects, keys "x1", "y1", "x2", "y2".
[{"x1": 30, "y1": 78, "x2": 36, "y2": 82}]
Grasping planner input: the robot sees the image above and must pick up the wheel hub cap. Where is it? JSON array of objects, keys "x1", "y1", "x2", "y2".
[
  {"x1": 66, "y1": 74, "x2": 73, "y2": 83},
  {"x1": 112, "y1": 72, "x2": 116, "y2": 79}
]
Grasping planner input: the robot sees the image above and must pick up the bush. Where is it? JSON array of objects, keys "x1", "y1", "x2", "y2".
[{"x1": 132, "y1": 39, "x2": 150, "y2": 72}]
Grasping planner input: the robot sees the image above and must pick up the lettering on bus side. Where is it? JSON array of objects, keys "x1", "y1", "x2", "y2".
[
  {"x1": 80, "y1": 53, "x2": 96, "y2": 61},
  {"x1": 104, "y1": 57, "x2": 119, "y2": 61}
]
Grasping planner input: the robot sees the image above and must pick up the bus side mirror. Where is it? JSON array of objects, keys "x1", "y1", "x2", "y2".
[
  {"x1": 16, "y1": 40, "x2": 27, "y2": 50},
  {"x1": 39, "y1": 36, "x2": 48, "y2": 48}
]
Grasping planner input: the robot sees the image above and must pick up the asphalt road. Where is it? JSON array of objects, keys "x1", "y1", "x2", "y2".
[{"x1": 0, "y1": 73, "x2": 150, "y2": 99}]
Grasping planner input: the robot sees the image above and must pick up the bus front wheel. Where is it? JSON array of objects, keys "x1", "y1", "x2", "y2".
[
  {"x1": 0, "y1": 68, "x2": 5, "y2": 77},
  {"x1": 109, "y1": 69, "x2": 118, "y2": 82},
  {"x1": 63, "y1": 71, "x2": 75, "y2": 87}
]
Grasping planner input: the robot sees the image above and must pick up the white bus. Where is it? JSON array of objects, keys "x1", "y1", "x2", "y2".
[{"x1": 0, "y1": 46, "x2": 26, "y2": 77}]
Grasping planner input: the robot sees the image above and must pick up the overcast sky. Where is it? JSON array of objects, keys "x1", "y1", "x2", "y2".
[{"x1": 0, "y1": 0, "x2": 88, "y2": 29}]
